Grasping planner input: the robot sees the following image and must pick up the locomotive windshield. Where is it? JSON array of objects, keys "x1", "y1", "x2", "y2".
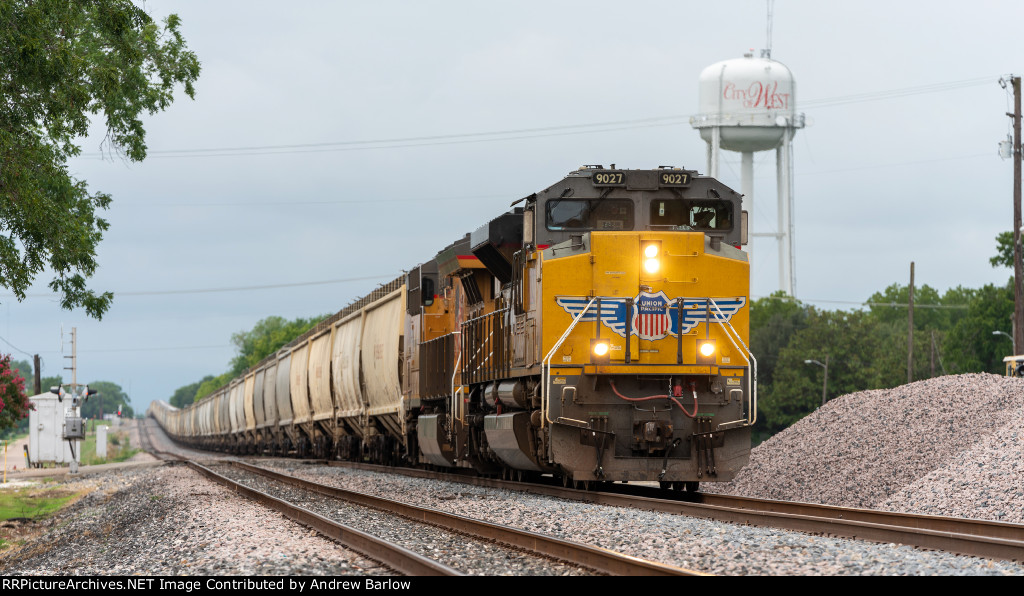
[
  {"x1": 649, "y1": 199, "x2": 733, "y2": 231},
  {"x1": 546, "y1": 199, "x2": 634, "y2": 231}
]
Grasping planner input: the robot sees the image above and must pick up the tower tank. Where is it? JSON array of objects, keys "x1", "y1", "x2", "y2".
[
  {"x1": 694, "y1": 52, "x2": 796, "y2": 152},
  {"x1": 690, "y1": 52, "x2": 804, "y2": 298}
]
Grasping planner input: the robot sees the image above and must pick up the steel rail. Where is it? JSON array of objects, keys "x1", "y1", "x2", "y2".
[
  {"x1": 696, "y1": 492, "x2": 1024, "y2": 559},
  {"x1": 141, "y1": 420, "x2": 460, "y2": 576},
  {"x1": 323, "y1": 459, "x2": 1024, "y2": 562},
  {"x1": 187, "y1": 461, "x2": 462, "y2": 577},
  {"x1": 232, "y1": 460, "x2": 706, "y2": 576}
]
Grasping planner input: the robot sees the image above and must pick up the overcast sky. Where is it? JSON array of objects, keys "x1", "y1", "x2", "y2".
[{"x1": 3, "y1": 0, "x2": 1021, "y2": 414}]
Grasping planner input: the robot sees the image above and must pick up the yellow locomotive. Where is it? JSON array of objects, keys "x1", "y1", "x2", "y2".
[{"x1": 150, "y1": 165, "x2": 755, "y2": 491}]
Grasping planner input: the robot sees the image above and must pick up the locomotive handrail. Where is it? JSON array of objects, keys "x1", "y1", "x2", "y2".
[
  {"x1": 708, "y1": 297, "x2": 757, "y2": 427},
  {"x1": 450, "y1": 335, "x2": 463, "y2": 441},
  {"x1": 541, "y1": 297, "x2": 598, "y2": 430}
]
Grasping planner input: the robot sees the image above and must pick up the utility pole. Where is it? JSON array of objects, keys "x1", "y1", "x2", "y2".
[
  {"x1": 63, "y1": 327, "x2": 77, "y2": 393},
  {"x1": 33, "y1": 354, "x2": 41, "y2": 396},
  {"x1": 1013, "y1": 76, "x2": 1024, "y2": 356},
  {"x1": 908, "y1": 261, "x2": 914, "y2": 383}
]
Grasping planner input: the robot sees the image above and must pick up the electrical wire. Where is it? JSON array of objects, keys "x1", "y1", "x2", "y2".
[
  {"x1": 75, "y1": 76, "x2": 1001, "y2": 160},
  {"x1": 6, "y1": 274, "x2": 397, "y2": 299}
]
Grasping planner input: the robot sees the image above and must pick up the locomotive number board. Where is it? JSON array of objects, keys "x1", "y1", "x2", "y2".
[
  {"x1": 659, "y1": 172, "x2": 691, "y2": 186},
  {"x1": 590, "y1": 171, "x2": 626, "y2": 186}
]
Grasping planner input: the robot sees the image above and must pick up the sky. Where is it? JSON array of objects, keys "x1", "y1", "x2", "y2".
[{"x1": 2, "y1": 0, "x2": 1022, "y2": 414}]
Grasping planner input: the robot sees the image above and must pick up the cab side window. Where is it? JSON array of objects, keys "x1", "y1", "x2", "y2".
[
  {"x1": 650, "y1": 199, "x2": 732, "y2": 231},
  {"x1": 546, "y1": 199, "x2": 634, "y2": 231}
]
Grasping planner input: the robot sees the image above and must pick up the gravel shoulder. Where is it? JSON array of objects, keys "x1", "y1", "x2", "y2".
[{"x1": 0, "y1": 464, "x2": 388, "y2": 576}]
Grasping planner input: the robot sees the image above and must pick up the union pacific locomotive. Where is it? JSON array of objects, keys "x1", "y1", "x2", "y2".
[{"x1": 150, "y1": 166, "x2": 756, "y2": 490}]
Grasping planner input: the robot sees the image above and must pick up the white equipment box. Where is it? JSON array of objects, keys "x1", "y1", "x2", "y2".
[{"x1": 28, "y1": 393, "x2": 78, "y2": 467}]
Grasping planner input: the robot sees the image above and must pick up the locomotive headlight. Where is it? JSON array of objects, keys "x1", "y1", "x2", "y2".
[
  {"x1": 697, "y1": 339, "x2": 716, "y2": 364},
  {"x1": 642, "y1": 241, "x2": 661, "y2": 275},
  {"x1": 591, "y1": 338, "x2": 610, "y2": 364}
]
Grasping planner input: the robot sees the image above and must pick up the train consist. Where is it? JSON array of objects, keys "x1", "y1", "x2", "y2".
[{"x1": 149, "y1": 166, "x2": 756, "y2": 489}]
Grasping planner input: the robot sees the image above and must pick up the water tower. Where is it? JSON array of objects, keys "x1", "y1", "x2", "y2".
[{"x1": 690, "y1": 52, "x2": 805, "y2": 297}]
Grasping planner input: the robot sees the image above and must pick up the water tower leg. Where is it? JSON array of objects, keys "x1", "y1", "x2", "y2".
[
  {"x1": 709, "y1": 127, "x2": 721, "y2": 178},
  {"x1": 785, "y1": 128, "x2": 796, "y2": 297},
  {"x1": 741, "y1": 151, "x2": 754, "y2": 261},
  {"x1": 776, "y1": 143, "x2": 787, "y2": 294}
]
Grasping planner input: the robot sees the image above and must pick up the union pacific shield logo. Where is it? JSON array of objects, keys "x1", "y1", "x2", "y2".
[
  {"x1": 555, "y1": 293, "x2": 746, "y2": 341},
  {"x1": 634, "y1": 291, "x2": 673, "y2": 339}
]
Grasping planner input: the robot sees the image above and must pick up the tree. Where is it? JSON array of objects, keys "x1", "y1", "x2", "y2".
[
  {"x1": 80, "y1": 380, "x2": 133, "y2": 419},
  {"x1": 749, "y1": 292, "x2": 810, "y2": 388},
  {"x1": 990, "y1": 230, "x2": 1014, "y2": 269},
  {"x1": 229, "y1": 315, "x2": 326, "y2": 375},
  {"x1": 169, "y1": 375, "x2": 212, "y2": 408},
  {"x1": 942, "y1": 282, "x2": 1014, "y2": 373},
  {"x1": 0, "y1": 1, "x2": 200, "y2": 318},
  {"x1": 865, "y1": 283, "x2": 951, "y2": 331},
  {"x1": 194, "y1": 371, "x2": 233, "y2": 403},
  {"x1": 0, "y1": 354, "x2": 31, "y2": 432}
]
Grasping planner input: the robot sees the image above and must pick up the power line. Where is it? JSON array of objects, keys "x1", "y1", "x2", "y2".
[
  {"x1": 121, "y1": 193, "x2": 509, "y2": 208},
  {"x1": 0, "y1": 334, "x2": 34, "y2": 358},
  {"x1": 6, "y1": 274, "x2": 397, "y2": 299},
  {"x1": 76, "y1": 76, "x2": 1000, "y2": 160},
  {"x1": 754, "y1": 294, "x2": 969, "y2": 310}
]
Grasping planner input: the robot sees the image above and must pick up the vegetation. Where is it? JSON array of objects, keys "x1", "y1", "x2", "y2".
[
  {"x1": 0, "y1": 486, "x2": 81, "y2": 522},
  {"x1": 752, "y1": 278, "x2": 1013, "y2": 441},
  {"x1": 188, "y1": 315, "x2": 326, "y2": 402},
  {"x1": 229, "y1": 315, "x2": 326, "y2": 375},
  {"x1": 0, "y1": 356, "x2": 30, "y2": 434},
  {"x1": 80, "y1": 427, "x2": 138, "y2": 465},
  {"x1": 0, "y1": 1, "x2": 199, "y2": 318}
]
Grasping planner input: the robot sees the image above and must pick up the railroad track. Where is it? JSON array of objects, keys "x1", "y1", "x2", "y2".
[
  {"x1": 137, "y1": 418, "x2": 455, "y2": 575},
  {"x1": 214, "y1": 460, "x2": 705, "y2": 576},
  {"x1": 323, "y1": 459, "x2": 1024, "y2": 563},
  {"x1": 139, "y1": 418, "x2": 702, "y2": 575},
  {"x1": 143, "y1": 419, "x2": 1024, "y2": 565}
]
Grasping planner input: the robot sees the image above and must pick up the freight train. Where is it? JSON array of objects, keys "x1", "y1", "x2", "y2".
[{"x1": 149, "y1": 165, "x2": 757, "y2": 490}]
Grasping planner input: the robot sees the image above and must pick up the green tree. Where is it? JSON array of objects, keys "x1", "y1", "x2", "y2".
[
  {"x1": 78, "y1": 380, "x2": 133, "y2": 419},
  {"x1": 229, "y1": 315, "x2": 325, "y2": 375},
  {"x1": 749, "y1": 292, "x2": 810, "y2": 388},
  {"x1": 169, "y1": 375, "x2": 212, "y2": 408},
  {"x1": 194, "y1": 371, "x2": 233, "y2": 402},
  {"x1": 942, "y1": 282, "x2": 1014, "y2": 372},
  {"x1": 865, "y1": 283, "x2": 951, "y2": 331},
  {"x1": 758, "y1": 309, "x2": 896, "y2": 434},
  {"x1": 0, "y1": 1, "x2": 200, "y2": 318},
  {"x1": 989, "y1": 231, "x2": 1014, "y2": 269}
]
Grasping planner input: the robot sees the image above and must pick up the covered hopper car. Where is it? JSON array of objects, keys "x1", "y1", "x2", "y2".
[{"x1": 149, "y1": 165, "x2": 757, "y2": 490}]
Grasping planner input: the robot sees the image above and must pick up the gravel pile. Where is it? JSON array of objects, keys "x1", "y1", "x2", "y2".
[{"x1": 704, "y1": 373, "x2": 1024, "y2": 522}]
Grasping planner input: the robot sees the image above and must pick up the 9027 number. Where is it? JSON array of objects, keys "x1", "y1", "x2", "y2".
[
  {"x1": 660, "y1": 172, "x2": 690, "y2": 186},
  {"x1": 593, "y1": 172, "x2": 624, "y2": 185}
]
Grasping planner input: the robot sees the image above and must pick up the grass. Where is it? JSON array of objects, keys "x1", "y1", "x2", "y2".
[
  {"x1": 0, "y1": 486, "x2": 80, "y2": 521},
  {"x1": 79, "y1": 428, "x2": 139, "y2": 466}
]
